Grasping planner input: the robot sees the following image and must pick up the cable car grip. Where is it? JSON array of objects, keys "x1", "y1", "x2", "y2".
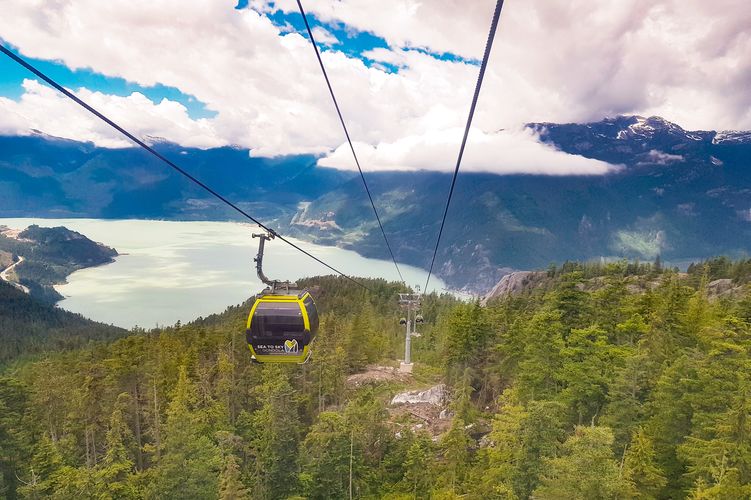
[{"x1": 252, "y1": 231, "x2": 296, "y2": 293}]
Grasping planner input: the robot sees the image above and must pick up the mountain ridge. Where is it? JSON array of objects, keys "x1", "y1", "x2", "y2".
[
  {"x1": 0, "y1": 224, "x2": 118, "y2": 302},
  {"x1": 291, "y1": 115, "x2": 751, "y2": 290},
  {"x1": 1, "y1": 115, "x2": 750, "y2": 291}
]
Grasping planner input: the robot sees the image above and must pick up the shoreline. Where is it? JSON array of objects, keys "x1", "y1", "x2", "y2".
[{"x1": 0, "y1": 218, "x2": 450, "y2": 329}]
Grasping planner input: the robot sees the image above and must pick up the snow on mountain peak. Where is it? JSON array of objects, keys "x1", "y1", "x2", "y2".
[{"x1": 712, "y1": 130, "x2": 751, "y2": 145}]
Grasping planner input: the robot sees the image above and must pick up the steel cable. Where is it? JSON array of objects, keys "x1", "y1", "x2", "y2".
[
  {"x1": 296, "y1": 0, "x2": 406, "y2": 284},
  {"x1": 0, "y1": 44, "x2": 373, "y2": 292},
  {"x1": 423, "y1": 0, "x2": 505, "y2": 293}
]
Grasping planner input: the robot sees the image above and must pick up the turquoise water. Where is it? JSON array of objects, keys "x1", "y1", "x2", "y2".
[{"x1": 0, "y1": 218, "x2": 446, "y2": 329}]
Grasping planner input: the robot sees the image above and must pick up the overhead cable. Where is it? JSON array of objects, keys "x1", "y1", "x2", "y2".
[
  {"x1": 296, "y1": 0, "x2": 406, "y2": 284},
  {"x1": 423, "y1": 0, "x2": 505, "y2": 293},
  {"x1": 0, "y1": 43, "x2": 373, "y2": 292}
]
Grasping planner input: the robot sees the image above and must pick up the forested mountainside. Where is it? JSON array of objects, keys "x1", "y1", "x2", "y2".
[
  {"x1": 3, "y1": 259, "x2": 751, "y2": 498},
  {"x1": 0, "y1": 281, "x2": 125, "y2": 366},
  {"x1": 2, "y1": 115, "x2": 750, "y2": 291},
  {"x1": 0, "y1": 134, "x2": 354, "y2": 224},
  {"x1": 295, "y1": 116, "x2": 751, "y2": 290},
  {"x1": 0, "y1": 224, "x2": 118, "y2": 303}
]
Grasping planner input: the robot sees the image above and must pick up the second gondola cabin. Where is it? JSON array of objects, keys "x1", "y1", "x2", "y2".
[{"x1": 246, "y1": 290, "x2": 319, "y2": 363}]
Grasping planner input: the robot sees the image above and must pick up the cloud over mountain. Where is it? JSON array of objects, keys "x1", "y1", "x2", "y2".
[
  {"x1": 0, "y1": 0, "x2": 749, "y2": 175},
  {"x1": 318, "y1": 128, "x2": 618, "y2": 175},
  {"x1": 0, "y1": 80, "x2": 223, "y2": 148}
]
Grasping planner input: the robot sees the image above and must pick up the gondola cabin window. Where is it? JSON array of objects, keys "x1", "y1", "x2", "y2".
[{"x1": 246, "y1": 291, "x2": 319, "y2": 364}]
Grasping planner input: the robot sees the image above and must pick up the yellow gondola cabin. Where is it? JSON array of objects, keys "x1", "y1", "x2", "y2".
[{"x1": 246, "y1": 290, "x2": 319, "y2": 364}]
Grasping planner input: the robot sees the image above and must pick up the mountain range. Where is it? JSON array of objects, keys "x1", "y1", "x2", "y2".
[{"x1": 1, "y1": 115, "x2": 749, "y2": 291}]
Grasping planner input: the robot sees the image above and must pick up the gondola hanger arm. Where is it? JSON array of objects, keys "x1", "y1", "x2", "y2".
[{"x1": 253, "y1": 231, "x2": 296, "y2": 293}]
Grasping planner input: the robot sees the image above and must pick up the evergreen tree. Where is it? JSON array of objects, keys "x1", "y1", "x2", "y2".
[
  {"x1": 476, "y1": 389, "x2": 525, "y2": 498},
  {"x1": 342, "y1": 389, "x2": 393, "y2": 496},
  {"x1": 0, "y1": 377, "x2": 30, "y2": 500},
  {"x1": 646, "y1": 355, "x2": 696, "y2": 497},
  {"x1": 299, "y1": 412, "x2": 352, "y2": 499},
  {"x1": 534, "y1": 426, "x2": 630, "y2": 499},
  {"x1": 97, "y1": 392, "x2": 138, "y2": 498},
  {"x1": 452, "y1": 367, "x2": 476, "y2": 423},
  {"x1": 602, "y1": 352, "x2": 648, "y2": 447},
  {"x1": 146, "y1": 365, "x2": 221, "y2": 499},
  {"x1": 345, "y1": 302, "x2": 378, "y2": 373},
  {"x1": 8, "y1": 270, "x2": 751, "y2": 498},
  {"x1": 402, "y1": 433, "x2": 436, "y2": 499},
  {"x1": 513, "y1": 400, "x2": 566, "y2": 498},
  {"x1": 212, "y1": 349, "x2": 235, "y2": 430},
  {"x1": 442, "y1": 302, "x2": 492, "y2": 377},
  {"x1": 17, "y1": 435, "x2": 64, "y2": 499},
  {"x1": 652, "y1": 255, "x2": 663, "y2": 274},
  {"x1": 680, "y1": 377, "x2": 751, "y2": 497},
  {"x1": 643, "y1": 277, "x2": 695, "y2": 363},
  {"x1": 623, "y1": 427, "x2": 667, "y2": 499},
  {"x1": 219, "y1": 453, "x2": 249, "y2": 500},
  {"x1": 313, "y1": 315, "x2": 348, "y2": 409},
  {"x1": 247, "y1": 365, "x2": 301, "y2": 499},
  {"x1": 440, "y1": 417, "x2": 472, "y2": 493},
  {"x1": 591, "y1": 278, "x2": 630, "y2": 333},
  {"x1": 50, "y1": 464, "x2": 103, "y2": 499},
  {"x1": 558, "y1": 326, "x2": 625, "y2": 425},
  {"x1": 554, "y1": 272, "x2": 591, "y2": 331},
  {"x1": 516, "y1": 308, "x2": 565, "y2": 401},
  {"x1": 602, "y1": 315, "x2": 649, "y2": 446}
]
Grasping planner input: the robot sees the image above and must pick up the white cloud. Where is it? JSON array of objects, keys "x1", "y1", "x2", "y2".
[
  {"x1": 362, "y1": 48, "x2": 406, "y2": 67},
  {"x1": 269, "y1": 0, "x2": 496, "y2": 59},
  {"x1": 0, "y1": 0, "x2": 748, "y2": 176},
  {"x1": 642, "y1": 149, "x2": 684, "y2": 165},
  {"x1": 268, "y1": 0, "x2": 751, "y2": 131},
  {"x1": 318, "y1": 128, "x2": 619, "y2": 176},
  {"x1": 0, "y1": 79, "x2": 224, "y2": 148},
  {"x1": 311, "y1": 26, "x2": 339, "y2": 46},
  {"x1": 0, "y1": 1, "x2": 352, "y2": 155}
]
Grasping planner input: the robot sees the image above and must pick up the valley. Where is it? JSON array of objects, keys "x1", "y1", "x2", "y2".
[
  {"x1": 1, "y1": 115, "x2": 749, "y2": 292},
  {"x1": 1, "y1": 2, "x2": 747, "y2": 498},
  {"x1": 0, "y1": 218, "x2": 448, "y2": 328}
]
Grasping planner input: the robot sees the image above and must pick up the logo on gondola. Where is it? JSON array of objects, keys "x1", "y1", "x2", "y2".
[{"x1": 284, "y1": 339, "x2": 299, "y2": 354}]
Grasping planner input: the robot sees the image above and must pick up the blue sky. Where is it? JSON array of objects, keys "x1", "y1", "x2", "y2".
[
  {"x1": 262, "y1": 7, "x2": 478, "y2": 66},
  {"x1": 0, "y1": 4, "x2": 476, "y2": 120},
  {"x1": 0, "y1": 45, "x2": 217, "y2": 119},
  {"x1": 0, "y1": 0, "x2": 748, "y2": 168}
]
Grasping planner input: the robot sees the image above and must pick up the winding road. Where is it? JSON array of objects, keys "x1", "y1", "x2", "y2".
[{"x1": 0, "y1": 256, "x2": 30, "y2": 294}]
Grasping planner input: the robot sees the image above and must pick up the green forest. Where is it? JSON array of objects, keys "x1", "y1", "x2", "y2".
[
  {"x1": 3, "y1": 257, "x2": 751, "y2": 499},
  {"x1": 0, "y1": 282, "x2": 125, "y2": 366},
  {"x1": 0, "y1": 225, "x2": 118, "y2": 303}
]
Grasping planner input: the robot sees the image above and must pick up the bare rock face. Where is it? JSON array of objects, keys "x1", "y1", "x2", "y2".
[
  {"x1": 708, "y1": 278, "x2": 734, "y2": 294},
  {"x1": 707, "y1": 278, "x2": 744, "y2": 299},
  {"x1": 389, "y1": 385, "x2": 452, "y2": 437},
  {"x1": 390, "y1": 384, "x2": 448, "y2": 406},
  {"x1": 481, "y1": 271, "x2": 548, "y2": 305}
]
